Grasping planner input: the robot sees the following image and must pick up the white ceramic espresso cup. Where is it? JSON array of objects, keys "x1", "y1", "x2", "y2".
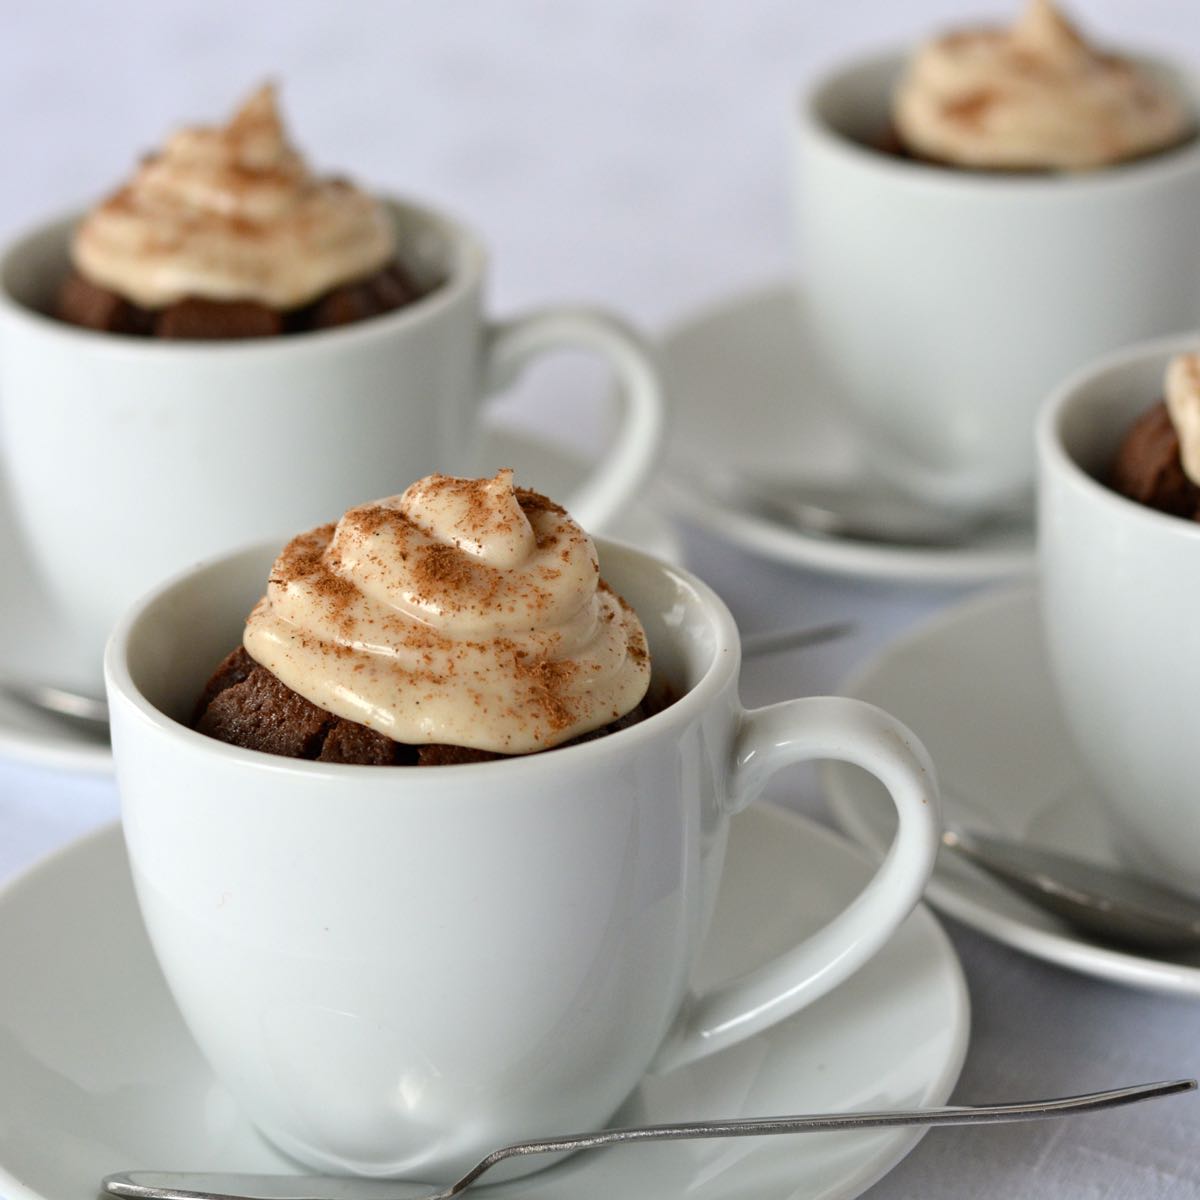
[
  {"x1": 105, "y1": 537, "x2": 941, "y2": 1180},
  {"x1": 1039, "y1": 334, "x2": 1200, "y2": 898},
  {"x1": 795, "y1": 51, "x2": 1200, "y2": 513},
  {"x1": 0, "y1": 200, "x2": 664, "y2": 694}
]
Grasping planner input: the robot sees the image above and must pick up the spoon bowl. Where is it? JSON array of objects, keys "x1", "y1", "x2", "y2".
[
  {"x1": 942, "y1": 825, "x2": 1200, "y2": 952},
  {"x1": 0, "y1": 679, "x2": 109, "y2": 731},
  {"x1": 703, "y1": 468, "x2": 1026, "y2": 548}
]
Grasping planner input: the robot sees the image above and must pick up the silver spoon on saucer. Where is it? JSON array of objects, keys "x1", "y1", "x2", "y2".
[
  {"x1": 942, "y1": 825, "x2": 1200, "y2": 952},
  {"x1": 703, "y1": 468, "x2": 1019, "y2": 547},
  {"x1": 102, "y1": 1079, "x2": 1194, "y2": 1200},
  {"x1": 0, "y1": 678, "x2": 109, "y2": 731}
]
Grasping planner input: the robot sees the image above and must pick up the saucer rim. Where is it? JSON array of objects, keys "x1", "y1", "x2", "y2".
[
  {"x1": 657, "y1": 280, "x2": 1036, "y2": 585},
  {"x1": 0, "y1": 802, "x2": 970, "y2": 1200},
  {"x1": 825, "y1": 584, "x2": 1200, "y2": 996}
]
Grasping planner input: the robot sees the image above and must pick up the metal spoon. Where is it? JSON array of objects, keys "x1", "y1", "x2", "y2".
[
  {"x1": 103, "y1": 1079, "x2": 1194, "y2": 1200},
  {"x1": 0, "y1": 678, "x2": 109, "y2": 731},
  {"x1": 740, "y1": 619, "x2": 856, "y2": 658},
  {"x1": 705, "y1": 469, "x2": 1010, "y2": 547},
  {"x1": 942, "y1": 825, "x2": 1200, "y2": 951}
]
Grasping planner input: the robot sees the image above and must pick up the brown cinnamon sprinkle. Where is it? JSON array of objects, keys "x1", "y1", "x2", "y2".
[
  {"x1": 509, "y1": 647, "x2": 579, "y2": 734},
  {"x1": 411, "y1": 542, "x2": 475, "y2": 601},
  {"x1": 271, "y1": 523, "x2": 362, "y2": 633},
  {"x1": 942, "y1": 89, "x2": 1000, "y2": 126},
  {"x1": 462, "y1": 474, "x2": 513, "y2": 530},
  {"x1": 402, "y1": 473, "x2": 526, "y2": 542},
  {"x1": 247, "y1": 473, "x2": 648, "y2": 752},
  {"x1": 346, "y1": 502, "x2": 416, "y2": 539},
  {"x1": 271, "y1": 524, "x2": 335, "y2": 580},
  {"x1": 516, "y1": 487, "x2": 567, "y2": 518}
]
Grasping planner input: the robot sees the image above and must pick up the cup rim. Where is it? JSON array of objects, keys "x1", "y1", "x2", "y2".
[
  {"x1": 1035, "y1": 330, "x2": 1200, "y2": 540},
  {"x1": 797, "y1": 45, "x2": 1200, "y2": 195},
  {"x1": 0, "y1": 193, "x2": 487, "y2": 359},
  {"x1": 103, "y1": 535, "x2": 743, "y2": 782}
]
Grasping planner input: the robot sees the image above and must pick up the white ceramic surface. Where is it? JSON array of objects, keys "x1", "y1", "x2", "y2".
[
  {"x1": 658, "y1": 283, "x2": 1035, "y2": 583},
  {"x1": 104, "y1": 538, "x2": 941, "y2": 1179},
  {"x1": 826, "y1": 586, "x2": 1200, "y2": 996},
  {"x1": 794, "y1": 51, "x2": 1200, "y2": 512},
  {"x1": 3, "y1": 8, "x2": 1200, "y2": 1198},
  {"x1": 0, "y1": 425, "x2": 682, "y2": 775},
  {"x1": 0, "y1": 806, "x2": 968, "y2": 1200},
  {"x1": 1039, "y1": 334, "x2": 1200, "y2": 900},
  {"x1": 0, "y1": 202, "x2": 664, "y2": 695}
]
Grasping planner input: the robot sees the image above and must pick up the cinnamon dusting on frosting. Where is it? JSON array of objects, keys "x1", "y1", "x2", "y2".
[
  {"x1": 242, "y1": 470, "x2": 650, "y2": 753},
  {"x1": 72, "y1": 85, "x2": 396, "y2": 309},
  {"x1": 893, "y1": 0, "x2": 1190, "y2": 171}
]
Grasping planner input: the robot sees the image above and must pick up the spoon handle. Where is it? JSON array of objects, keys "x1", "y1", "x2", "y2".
[
  {"x1": 0, "y1": 680, "x2": 109, "y2": 727},
  {"x1": 475, "y1": 1078, "x2": 1193, "y2": 1160},
  {"x1": 105, "y1": 1080, "x2": 1195, "y2": 1200},
  {"x1": 739, "y1": 620, "x2": 855, "y2": 658}
]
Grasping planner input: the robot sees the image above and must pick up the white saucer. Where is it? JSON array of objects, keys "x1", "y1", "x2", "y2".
[
  {"x1": 0, "y1": 804, "x2": 967, "y2": 1200},
  {"x1": 658, "y1": 283, "x2": 1035, "y2": 584},
  {"x1": 0, "y1": 423, "x2": 682, "y2": 776},
  {"x1": 825, "y1": 587, "x2": 1200, "y2": 996},
  {"x1": 0, "y1": 478, "x2": 111, "y2": 774}
]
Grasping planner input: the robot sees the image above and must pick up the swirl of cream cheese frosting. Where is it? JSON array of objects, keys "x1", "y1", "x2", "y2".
[
  {"x1": 72, "y1": 84, "x2": 396, "y2": 309},
  {"x1": 1165, "y1": 354, "x2": 1200, "y2": 486},
  {"x1": 242, "y1": 471, "x2": 652, "y2": 755},
  {"x1": 892, "y1": 0, "x2": 1191, "y2": 171}
]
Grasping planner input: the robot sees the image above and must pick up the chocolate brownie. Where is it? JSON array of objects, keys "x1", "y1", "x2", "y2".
[
  {"x1": 55, "y1": 260, "x2": 424, "y2": 340},
  {"x1": 1110, "y1": 401, "x2": 1200, "y2": 521},
  {"x1": 193, "y1": 647, "x2": 655, "y2": 765}
]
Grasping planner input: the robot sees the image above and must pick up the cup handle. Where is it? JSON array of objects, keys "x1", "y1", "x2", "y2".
[
  {"x1": 652, "y1": 695, "x2": 941, "y2": 1073},
  {"x1": 482, "y1": 309, "x2": 665, "y2": 532}
]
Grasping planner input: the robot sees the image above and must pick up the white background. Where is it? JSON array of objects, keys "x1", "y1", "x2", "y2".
[
  {"x1": 3, "y1": 2, "x2": 1200, "y2": 1197},
  {"x1": 1, "y1": 1, "x2": 1194, "y2": 325}
]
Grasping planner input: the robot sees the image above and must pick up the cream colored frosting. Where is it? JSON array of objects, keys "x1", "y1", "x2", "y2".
[
  {"x1": 893, "y1": 0, "x2": 1191, "y2": 171},
  {"x1": 1165, "y1": 354, "x2": 1200, "y2": 485},
  {"x1": 243, "y1": 471, "x2": 652, "y2": 755},
  {"x1": 72, "y1": 85, "x2": 396, "y2": 309}
]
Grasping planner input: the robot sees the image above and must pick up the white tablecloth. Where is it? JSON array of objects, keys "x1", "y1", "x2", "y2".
[{"x1": 3, "y1": 3, "x2": 1199, "y2": 1195}]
